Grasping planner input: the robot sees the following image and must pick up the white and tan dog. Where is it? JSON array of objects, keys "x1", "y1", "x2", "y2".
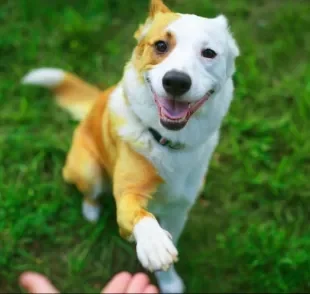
[{"x1": 22, "y1": 0, "x2": 239, "y2": 292}]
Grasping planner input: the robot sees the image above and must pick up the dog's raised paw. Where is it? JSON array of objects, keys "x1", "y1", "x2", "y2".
[{"x1": 133, "y1": 217, "x2": 178, "y2": 272}]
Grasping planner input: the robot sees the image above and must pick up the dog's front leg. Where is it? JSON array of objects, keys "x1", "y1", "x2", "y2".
[
  {"x1": 113, "y1": 143, "x2": 178, "y2": 272},
  {"x1": 154, "y1": 204, "x2": 192, "y2": 293}
]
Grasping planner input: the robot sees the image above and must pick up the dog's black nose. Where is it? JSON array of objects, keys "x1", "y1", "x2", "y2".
[{"x1": 162, "y1": 70, "x2": 192, "y2": 96}]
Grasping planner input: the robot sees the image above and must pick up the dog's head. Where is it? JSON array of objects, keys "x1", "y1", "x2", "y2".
[{"x1": 126, "y1": 0, "x2": 239, "y2": 132}]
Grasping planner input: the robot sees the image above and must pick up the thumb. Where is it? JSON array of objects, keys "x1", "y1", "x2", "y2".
[{"x1": 19, "y1": 272, "x2": 59, "y2": 294}]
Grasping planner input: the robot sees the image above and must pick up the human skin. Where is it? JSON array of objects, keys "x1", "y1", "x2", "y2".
[{"x1": 19, "y1": 271, "x2": 159, "y2": 294}]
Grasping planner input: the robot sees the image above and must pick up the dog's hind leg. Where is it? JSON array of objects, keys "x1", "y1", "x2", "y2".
[{"x1": 62, "y1": 127, "x2": 108, "y2": 222}]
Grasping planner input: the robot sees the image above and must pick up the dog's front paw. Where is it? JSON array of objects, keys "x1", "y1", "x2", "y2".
[{"x1": 133, "y1": 217, "x2": 178, "y2": 272}]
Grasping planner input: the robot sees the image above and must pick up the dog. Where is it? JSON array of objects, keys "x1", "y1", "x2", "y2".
[{"x1": 21, "y1": 0, "x2": 239, "y2": 292}]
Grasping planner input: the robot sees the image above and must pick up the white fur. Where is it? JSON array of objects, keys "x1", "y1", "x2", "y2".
[
  {"x1": 122, "y1": 16, "x2": 238, "y2": 149},
  {"x1": 21, "y1": 68, "x2": 65, "y2": 88},
  {"x1": 82, "y1": 201, "x2": 100, "y2": 222},
  {"x1": 133, "y1": 217, "x2": 178, "y2": 272},
  {"x1": 109, "y1": 12, "x2": 239, "y2": 293},
  {"x1": 144, "y1": 14, "x2": 239, "y2": 103},
  {"x1": 81, "y1": 173, "x2": 105, "y2": 223}
]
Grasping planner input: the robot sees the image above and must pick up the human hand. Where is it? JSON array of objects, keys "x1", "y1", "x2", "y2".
[{"x1": 19, "y1": 271, "x2": 159, "y2": 293}]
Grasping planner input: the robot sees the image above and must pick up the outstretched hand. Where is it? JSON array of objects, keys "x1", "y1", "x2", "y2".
[{"x1": 19, "y1": 271, "x2": 158, "y2": 293}]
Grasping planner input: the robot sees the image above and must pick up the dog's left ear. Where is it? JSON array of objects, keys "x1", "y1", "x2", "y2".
[
  {"x1": 134, "y1": 0, "x2": 172, "y2": 41},
  {"x1": 214, "y1": 15, "x2": 240, "y2": 77}
]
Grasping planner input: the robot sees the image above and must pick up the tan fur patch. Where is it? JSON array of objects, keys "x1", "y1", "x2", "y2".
[
  {"x1": 149, "y1": 0, "x2": 171, "y2": 18},
  {"x1": 61, "y1": 83, "x2": 164, "y2": 238},
  {"x1": 34, "y1": 0, "x2": 175, "y2": 240},
  {"x1": 133, "y1": 12, "x2": 180, "y2": 74},
  {"x1": 53, "y1": 73, "x2": 101, "y2": 120}
]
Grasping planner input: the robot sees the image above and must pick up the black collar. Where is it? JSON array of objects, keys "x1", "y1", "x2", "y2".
[{"x1": 148, "y1": 127, "x2": 185, "y2": 150}]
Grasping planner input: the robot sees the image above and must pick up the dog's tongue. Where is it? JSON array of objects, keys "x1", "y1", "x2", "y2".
[{"x1": 158, "y1": 97, "x2": 189, "y2": 119}]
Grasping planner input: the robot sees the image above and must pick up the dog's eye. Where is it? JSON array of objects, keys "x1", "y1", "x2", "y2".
[
  {"x1": 154, "y1": 40, "x2": 168, "y2": 54},
  {"x1": 202, "y1": 48, "x2": 217, "y2": 59}
]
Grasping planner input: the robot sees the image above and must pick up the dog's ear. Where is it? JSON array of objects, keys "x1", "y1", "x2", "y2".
[
  {"x1": 149, "y1": 0, "x2": 171, "y2": 18},
  {"x1": 134, "y1": 0, "x2": 171, "y2": 41},
  {"x1": 214, "y1": 15, "x2": 240, "y2": 77},
  {"x1": 134, "y1": 20, "x2": 152, "y2": 41}
]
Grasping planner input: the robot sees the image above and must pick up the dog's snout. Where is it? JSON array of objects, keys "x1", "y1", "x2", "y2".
[{"x1": 162, "y1": 70, "x2": 192, "y2": 96}]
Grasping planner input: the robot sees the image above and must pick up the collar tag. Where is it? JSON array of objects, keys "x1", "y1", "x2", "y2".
[
  {"x1": 159, "y1": 137, "x2": 168, "y2": 145},
  {"x1": 148, "y1": 128, "x2": 185, "y2": 150}
]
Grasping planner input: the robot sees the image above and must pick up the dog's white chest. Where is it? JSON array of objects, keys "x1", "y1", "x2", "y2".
[
  {"x1": 137, "y1": 131, "x2": 219, "y2": 217},
  {"x1": 141, "y1": 142, "x2": 209, "y2": 214}
]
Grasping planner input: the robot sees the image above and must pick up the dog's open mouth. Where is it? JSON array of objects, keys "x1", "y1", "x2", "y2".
[{"x1": 153, "y1": 90, "x2": 214, "y2": 131}]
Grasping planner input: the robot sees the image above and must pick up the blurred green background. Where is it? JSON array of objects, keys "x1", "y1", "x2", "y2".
[{"x1": 1, "y1": 0, "x2": 310, "y2": 292}]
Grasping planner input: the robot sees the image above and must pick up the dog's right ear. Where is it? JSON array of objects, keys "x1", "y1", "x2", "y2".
[
  {"x1": 149, "y1": 0, "x2": 171, "y2": 18},
  {"x1": 134, "y1": 0, "x2": 172, "y2": 41}
]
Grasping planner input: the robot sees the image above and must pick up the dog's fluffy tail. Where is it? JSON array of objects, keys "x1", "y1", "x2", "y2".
[{"x1": 21, "y1": 68, "x2": 100, "y2": 121}]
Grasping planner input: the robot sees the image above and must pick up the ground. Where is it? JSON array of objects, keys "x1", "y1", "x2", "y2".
[{"x1": 1, "y1": 0, "x2": 310, "y2": 292}]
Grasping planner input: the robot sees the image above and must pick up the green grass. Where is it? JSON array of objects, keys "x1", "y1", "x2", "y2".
[{"x1": 1, "y1": 0, "x2": 310, "y2": 292}]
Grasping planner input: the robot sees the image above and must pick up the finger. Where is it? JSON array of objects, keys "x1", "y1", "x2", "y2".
[
  {"x1": 101, "y1": 272, "x2": 132, "y2": 294},
  {"x1": 143, "y1": 285, "x2": 159, "y2": 294},
  {"x1": 19, "y1": 272, "x2": 59, "y2": 294},
  {"x1": 126, "y1": 273, "x2": 150, "y2": 293}
]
